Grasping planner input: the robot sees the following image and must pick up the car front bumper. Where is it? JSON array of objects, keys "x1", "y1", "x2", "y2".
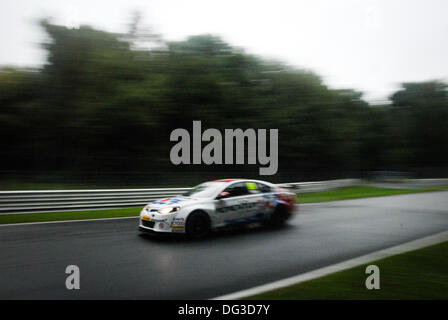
[{"x1": 138, "y1": 214, "x2": 186, "y2": 234}]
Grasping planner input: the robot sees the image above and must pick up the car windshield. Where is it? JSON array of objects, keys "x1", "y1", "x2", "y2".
[{"x1": 182, "y1": 182, "x2": 222, "y2": 198}]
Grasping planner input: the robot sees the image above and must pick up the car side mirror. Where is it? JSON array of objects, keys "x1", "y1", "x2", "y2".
[{"x1": 217, "y1": 191, "x2": 230, "y2": 200}]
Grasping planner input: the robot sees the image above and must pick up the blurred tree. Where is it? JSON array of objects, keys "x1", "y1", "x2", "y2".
[
  {"x1": 390, "y1": 81, "x2": 448, "y2": 169},
  {"x1": 0, "y1": 18, "x2": 447, "y2": 186}
]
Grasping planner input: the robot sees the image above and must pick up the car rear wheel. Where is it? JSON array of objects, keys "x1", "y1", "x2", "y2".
[
  {"x1": 265, "y1": 205, "x2": 289, "y2": 227},
  {"x1": 186, "y1": 211, "x2": 210, "y2": 238}
]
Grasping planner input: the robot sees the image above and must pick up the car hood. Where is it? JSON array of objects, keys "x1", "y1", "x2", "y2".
[{"x1": 147, "y1": 196, "x2": 204, "y2": 209}]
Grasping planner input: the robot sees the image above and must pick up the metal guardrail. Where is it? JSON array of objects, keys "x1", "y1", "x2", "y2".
[
  {"x1": 278, "y1": 179, "x2": 361, "y2": 193},
  {"x1": 0, "y1": 188, "x2": 192, "y2": 215},
  {"x1": 1, "y1": 177, "x2": 445, "y2": 216},
  {"x1": 406, "y1": 178, "x2": 448, "y2": 187},
  {"x1": 0, "y1": 179, "x2": 360, "y2": 215}
]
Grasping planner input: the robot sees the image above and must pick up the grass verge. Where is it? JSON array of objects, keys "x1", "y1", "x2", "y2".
[
  {"x1": 0, "y1": 207, "x2": 140, "y2": 224},
  {"x1": 298, "y1": 185, "x2": 448, "y2": 203},
  {"x1": 243, "y1": 240, "x2": 448, "y2": 299},
  {"x1": 1, "y1": 185, "x2": 447, "y2": 225}
]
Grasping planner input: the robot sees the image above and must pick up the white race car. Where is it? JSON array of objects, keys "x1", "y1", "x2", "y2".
[{"x1": 138, "y1": 179, "x2": 296, "y2": 237}]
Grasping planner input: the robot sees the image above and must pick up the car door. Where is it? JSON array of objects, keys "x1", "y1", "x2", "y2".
[
  {"x1": 215, "y1": 181, "x2": 262, "y2": 225},
  {"x1": 242, "y1": 181, "x2": 269, "y2": 220}
]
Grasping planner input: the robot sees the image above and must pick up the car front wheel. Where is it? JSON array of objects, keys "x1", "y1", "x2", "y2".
[{"x1": 185, "y1": 211, "x2": 211, "y2": 238}]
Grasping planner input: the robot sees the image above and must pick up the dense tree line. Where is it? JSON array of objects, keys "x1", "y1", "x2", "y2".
[{"x1": 0, "y1": 20, "x2": 447, "y2": 186}]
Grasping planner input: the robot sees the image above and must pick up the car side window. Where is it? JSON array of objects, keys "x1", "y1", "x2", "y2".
[
  {"x1": 256, "y1": 182, "x2": 272, "y2": 193},
  {"x1": 221, "y1": 182, "x2": 249, "y2": 198}
]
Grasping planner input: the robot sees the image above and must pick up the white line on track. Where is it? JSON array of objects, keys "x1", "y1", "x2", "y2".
[
  {"x1": 0, "y1": 203, "x2": 315, "y2": 227},
  {"x1": 210, "y1": 230, "x2": 448, "y2": 300}
]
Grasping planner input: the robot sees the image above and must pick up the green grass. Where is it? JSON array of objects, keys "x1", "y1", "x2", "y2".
[
  {"x1": 1, "y1": 185, "x2": 447, "y2": 225},
  {"x1": 298, "y1": 185, "x2": 448, "y2": 203},
  {"x1": 244, "y1": 241, "x2": 448, "y2": 300},
  {"x1": 0, "y1": 207, "x2": 141, "y2": 224}
]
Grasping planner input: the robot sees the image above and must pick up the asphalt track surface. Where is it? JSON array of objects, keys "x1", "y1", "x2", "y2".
[{"x1": 1, "y1": 191, "x2": 447, "y2": 299}]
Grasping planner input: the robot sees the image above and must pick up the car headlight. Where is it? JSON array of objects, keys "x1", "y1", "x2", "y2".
[{"x1": 158, "y1": 206, "x2": 180, "y2": 214}]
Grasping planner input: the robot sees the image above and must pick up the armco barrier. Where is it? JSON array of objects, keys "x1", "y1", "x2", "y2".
[
  {"x1": 0, "y1": 178, "x2": 368, "y2": 215},
  {"x1": 0, "y1": 188, "x2": 191, "y2": 215}
]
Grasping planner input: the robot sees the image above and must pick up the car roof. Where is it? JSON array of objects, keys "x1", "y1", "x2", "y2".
[{"x1": 206, "y1": 178, "x2": 273, "y2": 186}]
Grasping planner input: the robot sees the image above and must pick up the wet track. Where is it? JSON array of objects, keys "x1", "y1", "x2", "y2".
[{"x1": 0, "y1": 191, "x2": 447, "y2": 299}]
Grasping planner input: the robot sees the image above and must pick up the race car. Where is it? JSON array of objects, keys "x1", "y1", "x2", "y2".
[{"x1": 138, "y1": 179, "x2": 296, "y2": 238}]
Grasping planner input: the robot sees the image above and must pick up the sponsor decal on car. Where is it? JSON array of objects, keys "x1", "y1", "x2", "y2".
[
  {"x1": 172, "y1": 217, "x2": 185, "y2": 226},
  {"x1": 216, "y1": 201, "x2": 258, "y2": 213},
  {"x1": 261, "y1": 193, "x2": 276, "y2": 208},
  {"x1": 153, "y1": 198, "x2": 182, "y2": 205}
]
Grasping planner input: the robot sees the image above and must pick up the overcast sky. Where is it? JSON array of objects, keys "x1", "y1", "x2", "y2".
[{"x1": 1, "y1": 0, "x2": 447, "y2": 103}]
